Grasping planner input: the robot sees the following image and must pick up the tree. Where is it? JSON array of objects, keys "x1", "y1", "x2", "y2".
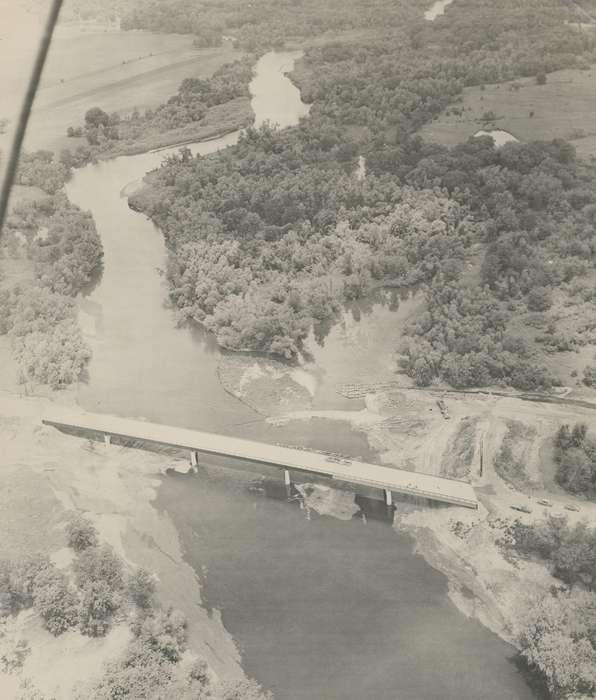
[
  {"x1": 517, "y1": 590, "x2": 596, "y2": 698},
  {"x1": 536, "y1": 71, "x2": 547, "y2": 85},
  {"x1": 527, "y1": 286, "x2": 553, "y2": 312},
  {"x1": 217, "y1": 679, "x2": 274, "y2": 700},
  {"x1": 572, "y1": 423, "x2": 588, "y2": 448},
  {"x1": 73, "y1": 544, "x2": 124, "y2": 592},
  {"x1": 0, "y1": 556, "x2": 50, "y2": 617},
  {"x1": 65, "y1": 514, "x2": 98, "y2": 552},
  {"x1": 132, "y1": 608, "x2": 187, "y2": 662},
  {"x1": 32, "y1": 566, "x2": 78, "y2": 636},
  {"x1": 583, "y1": 366, "x2": 596, "y2": 387},
  {"x1": 78, "y1": 581, "x2": 120, "y2": 636},
  {"x1": 127, "y1": 568, "x2": 156, "y2": 609},
  {"x1": 84, "y1": 107, "x2": 110, "y2": 128}
]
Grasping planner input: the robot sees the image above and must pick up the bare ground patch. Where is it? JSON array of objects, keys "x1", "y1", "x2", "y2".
[{"x1": 440, "y1": 416, "x2": 481, "y2": 480}]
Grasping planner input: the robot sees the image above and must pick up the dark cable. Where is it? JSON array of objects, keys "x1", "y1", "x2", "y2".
[{"x1": 0, "y1": 0, "x2": 64, "y2": 236}]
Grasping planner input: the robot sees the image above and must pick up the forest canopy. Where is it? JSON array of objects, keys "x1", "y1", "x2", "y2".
[{"x1": 131, "y1": 0, "x2": 596, "y2": 387}]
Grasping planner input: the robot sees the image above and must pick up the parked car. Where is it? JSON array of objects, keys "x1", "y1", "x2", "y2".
[
  {"x1": 564, "y1": 504, "x2": 580, "y2": 512},
  {"x1": 537, "y1": 499, "x2": 552, "y2": 507}
]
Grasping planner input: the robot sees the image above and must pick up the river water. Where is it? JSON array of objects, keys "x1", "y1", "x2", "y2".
[
  {"x1": 474, "y1": 129, "x2": 519, "y2": 147},
  {"x1": 66, "y1": 51, "x2": 538, "y2": 700},
  {"x1": 424, "y1": 0, "x2": 454, "y2": 21}
]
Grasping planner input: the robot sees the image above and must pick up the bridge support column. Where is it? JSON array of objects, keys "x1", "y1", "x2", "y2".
[
  {"x1": 284, "y1": 469, "x2": 292, "y2": 499},
  {"x1": 190, "y1": 451, "x2": 199, "y2": 468},
  {"x1": 384, "y1": 488, "x2": 393, "y2": 506},
  {"x1": 104, "y1": 434, "x2": 111, "y2": 447}
]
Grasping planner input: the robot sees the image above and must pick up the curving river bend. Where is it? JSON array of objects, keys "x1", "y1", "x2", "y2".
[{"x1": 66, "y1": 52, "x2": 538, "y2": 700}]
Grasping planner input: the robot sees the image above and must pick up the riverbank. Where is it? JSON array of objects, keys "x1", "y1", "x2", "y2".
[
  {"x1": 218, "y1": 354, "x2": 596, "y2": 651},
  {"x1": 0, "y1": 390, "x2": 248, "y2": 697},
  {"x1": 75, "y1": 97, "x2": 253, "y2": 163}
]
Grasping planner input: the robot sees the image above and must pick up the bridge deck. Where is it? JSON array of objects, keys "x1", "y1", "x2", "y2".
[{"x1": 42, "y1": 409, "x2": 478, "y2": 509}]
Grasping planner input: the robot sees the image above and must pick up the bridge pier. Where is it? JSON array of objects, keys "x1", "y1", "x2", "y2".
[
  {"x1": 384, "y1": 488, "x2": 393, "y2": 506},
  {"x1": 284, "y1": 469, "x2": 292, "y2": 498},
  {"x1": 104, "y1": 434, "x2": 111, "y2": 447},
  {"x1": 190, "y1": 450, "x2": 199, "y2": 469}
]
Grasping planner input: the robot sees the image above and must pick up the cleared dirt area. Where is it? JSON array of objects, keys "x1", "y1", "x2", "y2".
[{"x1": 419, "y1": 66, "x2": 596, "y2": 158}]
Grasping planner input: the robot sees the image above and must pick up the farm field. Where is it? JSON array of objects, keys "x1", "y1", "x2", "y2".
[
  {"x1": 418, "y1": 66, "x2": 596, "y2": 158},
  {"x1": 0, "y1": 19, "x2": 243, "y2": 153}
]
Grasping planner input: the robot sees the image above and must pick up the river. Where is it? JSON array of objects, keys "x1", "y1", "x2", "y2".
[
  {"x1": 425, "y1": 0, "x2": 454, "y2": 21},
  {"x1": 66, "y1": 51, "x2": 538, "y2": 700}
]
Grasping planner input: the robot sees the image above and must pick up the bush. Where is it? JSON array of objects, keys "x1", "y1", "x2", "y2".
[
  {"x1": 554, "y1": 423, "x2": 596, "y2": 497},
  {"x1": 0, "y1": 556, "x2": 50, "y2": 617},
  {"x1": 32, "y1": 566, "x2": 78, "y2": 636},
  {"x1": 132, "y1": 608, "x2": 187, "y2": 662},
  {"x1": 127, "y1": 568, "x2": 156, "y2": 609},
  {"x1": 65, "y1": 514, "x2": 98, "y2": 552},
  {"x1": 217, "y1": 680, "x2": 274, "y2": 700},
  {"x1": 78, "y1": 581, "x2": 120, "y2": 637},
  {"x1": 84, "y1": 107, "x2": 110, "y2": 128},
  {"x1": 583, "y1": 365, "x2": 596, "y2": 387},
  {"x1": 526, "y1": 286, "x2": 553, "y2": 312},
  {"x1": 536, "y1": 71, "x2": 547, "y2": 85},
  {"x1": 73, "y1": 544, "x2": 124, "y2": 592}
]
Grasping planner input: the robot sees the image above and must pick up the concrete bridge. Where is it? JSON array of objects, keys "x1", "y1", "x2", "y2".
[{"x1": 42, "y1": 409, "x2": 478, "y2": 509}]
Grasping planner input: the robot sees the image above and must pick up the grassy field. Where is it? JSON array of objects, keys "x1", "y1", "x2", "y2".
[
  {"x1": 418, "y1": 66, "x2": 596, "y2": 158},
  {"x1": 0, "y1": 20, "x2": 243, "y2": 153}
]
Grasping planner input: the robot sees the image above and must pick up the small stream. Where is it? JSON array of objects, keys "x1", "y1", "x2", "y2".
[{"x1": 66, "y1": 49, "x2": 539, "y2": 700}]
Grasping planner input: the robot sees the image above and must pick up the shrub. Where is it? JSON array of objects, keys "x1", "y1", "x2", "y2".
[
  {"x1": 65, "y1": 514, "x2": 98, "y2": 552},
  {"x1": 32, "y1": 566, "x2": 78, "y2": 635},
  {"x1": 132, "y1": 608, "x2": 187, "y2": 662},
  {"x1": 78, "y1": 581, "x2": 120, "y2": 637},
  {"x1": 73, "y1": 544, "x2": 124, "y2": 592},
  {"x1": 127, "y1": 568, "x2": 156, "y2": 609},
  {"x1": 583, "y1": 365, "x2": 596, "y2": 387},
  {"x1": 0, "y1": 556, "x2": 51, "y2": 617},
  {"x1": 217, "y1": 679, "x2": 274, "y2": 700},
  {"x1": 527, "y1": 286, "x2": 552, "y2": 312}
]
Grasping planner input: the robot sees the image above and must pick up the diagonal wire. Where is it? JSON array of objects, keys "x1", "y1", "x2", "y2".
[{"x1": 0, "y1": 0, "x2": 64, "y2": 236}]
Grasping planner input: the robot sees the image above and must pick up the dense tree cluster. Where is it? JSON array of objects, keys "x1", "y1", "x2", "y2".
[
  {"x1": 0, "y1": 188, "x2": 102, "y2": 388},
  {"x1": 517, "y1": 588, "x2": 596, "y2": 699},
  {"x1": 15, "y1": 151, "x2": 71, "y2": 195},
  {"x1": 132, "y1": 126, "x2": 471, "y2": 356},
  {"x1": 1, "y1": 520, "x2": 270, "y2": 697},
  {"x1": 0, "y1": 286, "x2": 91, "y2": 389},
  {"x1": 6, "y1": 194, "x2": 103, "y2": 295},
  {"x1": 2, "y1": 519, "x2": 144, "y2": 640},
  {"x1": 399, "y1": 278, "x2": 555, "y2": 389},
  {"x1": 130, "y1": 0, "x2": 596, "y2": 386},
  {"x1": 120, "y1": 0, "x2": 422, "y2": 51},
  {"x1": 508, "y1": 514, "x2": 596, "y2": 694},
  {"x1": 554, "y1": 423, "x2": 596, "y2": 496},
  {"x1": 511, "y1": 514, "x2": 596, "y2": 589}
]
